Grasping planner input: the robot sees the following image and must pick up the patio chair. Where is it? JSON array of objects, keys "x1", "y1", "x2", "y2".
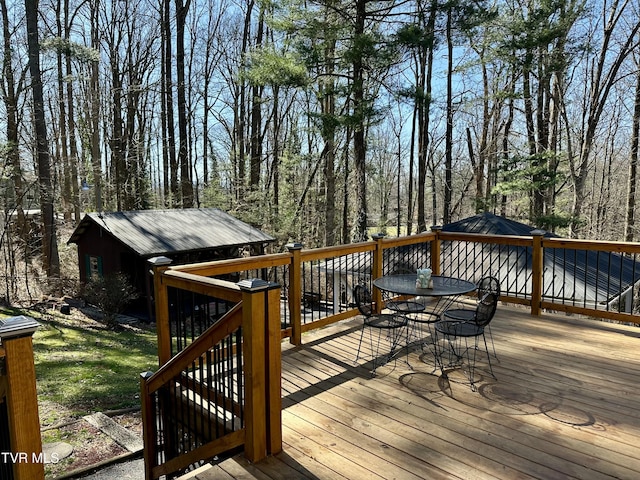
[
  {"x1": 444, "y1": 276, "x2": 500, "y2": 359},
  {"x1": 354, "y1": 284, "x2": 408, "y2": 375},
  {"x1": 435, "y1": 291, "x2": 498, "y2": 391}
]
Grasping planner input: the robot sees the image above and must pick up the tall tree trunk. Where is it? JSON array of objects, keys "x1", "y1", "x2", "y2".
[
  {"x1": 235, "y1": 0, "x2": 254, "y2": 201},
  {"x1": 416, "y1": 0, "x2": 436, "y2": 233},
  {"x1": 407, "y1": 97, "x2": 417, "y2": 235},
  {"x1": 111, "y1": 59, "x2": 125, "y2": 211},
  {"x1": 55, "y1": 0, "x2": 72, "y2": 222},
  {"x1": 163, "y1": 0, "x2": 179, "y2": 205},
  {"x1": 1, "y1": 0, "x2": 26, "y2": 239},
  {"x1": 249, "y1": 7, "x2": 264, "y2": 191},
  {"x1": 625, "y1": 64, "x2": 640, "y2": 242},
  {"x1": 443, "y1": 7, "x2": 453, "y2": 225},
  {"x1": 322, "y1": 33, "x2": 337, "y2": 245},
  {"x1": 522, "y1": 52, "x2": 537, "y2": 221},
  {"x1": 90, "y1": 0, "x2": 103, "y2": 212},
  {"x1": 66, "y1": 53, "x2": 81, "y2": 221},
  {"x1": 342, "y1": 124, "x2": 352, "y2": 245},
  {"x1": 351, "y1": 0, "x2": 367, "y2": 241},
  {"x1": 25, "y1": 0, "x2": 60, "y2": 277},
  {"x1": 176, "y1": 0, "x2": 193, "y2": 207},
  {"x1": 500, "y1": 70, "x2": 515, "y2": 217},
  {"x1": 477, "y1": 51, "x2": 488, "y2": 213}
]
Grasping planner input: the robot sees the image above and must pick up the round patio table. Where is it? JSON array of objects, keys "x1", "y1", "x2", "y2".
[
  {"x1": 373, "y1": 274, "x2": 476, "y2": 368},
  {"x1": 373, "y1": 274, "x2": 476, "y2": 309}
]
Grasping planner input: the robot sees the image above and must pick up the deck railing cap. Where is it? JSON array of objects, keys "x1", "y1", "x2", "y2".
[
  {"x1": 0, "y1": 315, "x2": 40, "y2": 340},
  {"x1": 148, "y1": 256, "x2": 173, "y2": 266},
  {"x1": 237, "y1": 278, "x2": 271, "y2": 291}
]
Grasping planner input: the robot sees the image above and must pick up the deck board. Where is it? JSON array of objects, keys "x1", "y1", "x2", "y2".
[{"x1": 183, "y1": 305, "x2": 640, "y2": 480}]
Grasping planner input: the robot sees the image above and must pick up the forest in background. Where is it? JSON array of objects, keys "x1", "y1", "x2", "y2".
[{"x1": 1, "y1": 0, "x2": 640, "y2": 300}]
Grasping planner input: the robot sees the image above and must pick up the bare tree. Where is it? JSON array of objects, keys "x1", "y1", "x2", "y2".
[
  {"x1": 1, "y1": 0, "x2": 27, "y2": 238},
  {"x1": 176, "y1": 0, "x2": 193, "y2": 207},
  {"x1": 625, "y1": 53, "x2": 640, "y2": 242},
  {"x1": 569, "y1": 0, "x2": 640, "y2": 237},
  {"x1": 89, "y1": 0, "x2": 103, "y2": 212},
  {"x1": 25, "y1": 0, "x2": 60, "y2": 277}
]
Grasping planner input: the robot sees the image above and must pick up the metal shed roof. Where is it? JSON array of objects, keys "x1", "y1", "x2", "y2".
[{"x1": 68, "y1": 208, "x2": 275, "y2": 257}]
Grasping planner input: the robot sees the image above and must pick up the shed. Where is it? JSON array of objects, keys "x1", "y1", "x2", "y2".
[{"x1": 68, "y1": 209, "x2": 275, "y2": 317}]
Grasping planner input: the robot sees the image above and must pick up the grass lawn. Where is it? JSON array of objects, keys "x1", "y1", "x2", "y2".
[{"x1": 1, "y1": 306, "x2": 159, "y2": 426}]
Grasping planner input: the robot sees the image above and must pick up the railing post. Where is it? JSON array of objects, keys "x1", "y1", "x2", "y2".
[
  {"x1": 149, "y1": 256, "x2": 173, "y2": 366},
  {"x1": 139, "y1": 371, "x2": 155, "y2": 480},
  {"x1": 286, "y1": 243, "x2": 303, "y2": 346},
  {"x1": 531, "y1": 229, "x2": 545, "y2": 316},
  {"x1": 265, "y1": 284, "x2": 283, "y2": 455},
  {"x1": 430, "y1": 225, "x2": 442, "y2": 276},
  {"x1": 372, "y1": 233, "x2": 385, "y2": 313},
  {"x1": 0, "y1": 316, "x2": 44, "y2": 480},
  {"x1": 238, "y1": 279, "x2": 270, "y2": 463}
]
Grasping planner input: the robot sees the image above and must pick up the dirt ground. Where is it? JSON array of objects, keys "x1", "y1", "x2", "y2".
[{"x1": 42, "y1": 410, "x2": 142, "y2": 479}]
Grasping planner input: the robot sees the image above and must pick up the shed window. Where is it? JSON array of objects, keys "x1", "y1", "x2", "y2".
[{"x1": 85, "y1": 255, "x2": 103, "y2": 279}]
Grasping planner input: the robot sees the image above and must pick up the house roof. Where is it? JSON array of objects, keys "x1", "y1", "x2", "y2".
[
  {"x1": 444, "y1": 213, "x2": 640, "y2": 304},
  {"x1": 442, "y1": 212, "x2": 551, "y2": 237},
  {"x1": 68, "y1": 209, "x2": 275, "y2": 257}
]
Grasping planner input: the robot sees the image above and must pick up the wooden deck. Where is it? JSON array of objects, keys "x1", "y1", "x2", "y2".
[{"x1": 180, "y1": 303, "x2": 640, "y2": 480}]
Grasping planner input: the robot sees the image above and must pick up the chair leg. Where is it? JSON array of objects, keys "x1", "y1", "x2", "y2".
[
  {"x1": 467, "y1": 337, "x2": 478, "y2": 391},
  {"x1": 356, "y1": 325, "x2": 408, "y2": 375},
  {"x1": 355, "y1": 324, "x2": 366, "y2": 364},
  {"x1": 486, "y1": 324, "x2": 499, "y2": 361},
  {"x1": 437, "y1": 333, "x2": 493, "y2": 391},
  {"x1": 464, "y1": 334, "x2": 496, "y2": 391},
  {"x1": 355, "y1": 326, "x2": 385, "y2": 375},
  {"x1": 370, "y1": 328, "x2": 383, "y2": 374},
  {"x1": 482, "y1": 333, "x2": 497, "y2": 379}
]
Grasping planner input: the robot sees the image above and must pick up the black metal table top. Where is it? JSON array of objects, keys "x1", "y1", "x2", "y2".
[{"x1": 373, "y1": 274, "x2": 476, "y2": 297}]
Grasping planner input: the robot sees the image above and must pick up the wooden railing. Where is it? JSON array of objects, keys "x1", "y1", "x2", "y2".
[
  {"x1": 141, "y1": 229, "x2": 640, "y2": 477},
  {"x1": 0, "y1": 316, "x2": 44, "y2": 480},
  {"x1": 439, "y1": 230, "x2": 640, "y2": 320},
  {"x1": 141, "y1": 266, "x2": 282, "y2": 479}
]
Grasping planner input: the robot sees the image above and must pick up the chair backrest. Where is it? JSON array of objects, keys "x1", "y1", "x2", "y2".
[
  {"x1": 474, "y1": 292, "x2": 498, "y2": 327},
  {"x1": 353, "y1": 284, "x2": 373, "y2": 317},
  {"x1": 477, "y1": 276, "x2": 500, "y2": 299}
]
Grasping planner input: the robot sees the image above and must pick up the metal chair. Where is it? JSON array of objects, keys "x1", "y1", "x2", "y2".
[
  {"x1": 444, "y1": 276, "x2": 500, "y2": 359},
  {"x1": 354, "y1": 284, "x2": 408, "y2": 375},
  {"x1": 435, "y1": 292, "x2": 499, "y2": 391}
]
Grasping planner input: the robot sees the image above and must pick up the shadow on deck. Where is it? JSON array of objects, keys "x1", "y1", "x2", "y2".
[{"x1": 179, "y1": 304, "x2": 640, "y2": 480}]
